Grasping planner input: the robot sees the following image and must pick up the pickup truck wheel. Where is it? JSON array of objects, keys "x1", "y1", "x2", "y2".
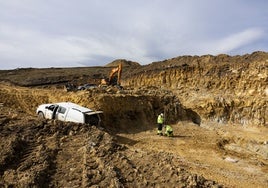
[{"x1": 38, "y1": 112, "x2": 45, "y2": 119}]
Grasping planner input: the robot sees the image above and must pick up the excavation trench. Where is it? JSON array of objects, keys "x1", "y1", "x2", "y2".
[{"x1": 0, "y1": 84, "x2": 200, "y2": 133}]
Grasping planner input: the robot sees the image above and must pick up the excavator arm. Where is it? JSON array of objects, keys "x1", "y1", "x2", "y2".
[{"x1": 108, "y1": 63, "x2": 122, "y2": 86}]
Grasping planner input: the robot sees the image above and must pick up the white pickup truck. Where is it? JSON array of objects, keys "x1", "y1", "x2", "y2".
[{"x1": 36, "y1": 102, "x2": 103, "y2": 126}]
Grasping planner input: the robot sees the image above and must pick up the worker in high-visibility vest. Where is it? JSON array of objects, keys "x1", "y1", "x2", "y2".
[
  {"x1": 157, "y1": 113, "x2": 164, "y2": 135},
  {"x1": 164, "y1": 125, "x2": 173, "y2": 137}
]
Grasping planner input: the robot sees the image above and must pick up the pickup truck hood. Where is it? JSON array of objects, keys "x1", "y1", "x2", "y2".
[{"x1": 36, "y1": 103, "x2": 53, "y2": 112}]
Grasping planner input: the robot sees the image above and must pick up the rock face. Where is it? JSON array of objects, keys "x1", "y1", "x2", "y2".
[{"x1": 123, "y1": 51, "x2": 268, "y2": 127}]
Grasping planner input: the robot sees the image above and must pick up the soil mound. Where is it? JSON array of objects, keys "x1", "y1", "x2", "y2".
[
  {"x1": 0, "y1": 106, "x2": 221, "y2": 187},
  {"x1": 105, "y1": 59, "x2": 141, "y2": 67}
]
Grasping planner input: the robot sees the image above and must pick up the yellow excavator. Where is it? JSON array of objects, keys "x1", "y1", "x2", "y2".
[
  {"x1": 65, "y1": 63, "x2": 122, "y2": 91},
  {"x1": 101, "y1": 63, "x2": 122, "y2": 86}
]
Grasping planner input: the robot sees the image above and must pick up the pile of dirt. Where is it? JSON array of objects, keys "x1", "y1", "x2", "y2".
[
  {"x1": 105, "y1": 59, "x2": 141, "y2": 68},
  {"x1": 0, "y1": 106, "x2": 221, "y2": 187}
]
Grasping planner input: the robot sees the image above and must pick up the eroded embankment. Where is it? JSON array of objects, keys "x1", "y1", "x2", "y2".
[
  {"x1": 123, "y1": 54, "x2": 268, "y2": 127},
  {"x1": 0, "y1": 84, "x2": 199, "y2": 132}
]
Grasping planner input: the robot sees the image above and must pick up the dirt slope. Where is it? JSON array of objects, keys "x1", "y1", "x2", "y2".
[
  {"x1": 123, "y1": 51, "x2": 268, "y2": 127},
  {"x1": 0, "y1": 105, "x2": 223, "y2": 187}
]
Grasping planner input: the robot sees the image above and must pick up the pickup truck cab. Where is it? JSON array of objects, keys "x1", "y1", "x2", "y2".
[{"x1": 36, "y1": 102, "x2": 103, "y2": 126}]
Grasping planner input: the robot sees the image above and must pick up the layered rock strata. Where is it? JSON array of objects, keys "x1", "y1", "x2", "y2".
[{"x1": 123, "y1": 52, "x2": 268, "y2": 126}]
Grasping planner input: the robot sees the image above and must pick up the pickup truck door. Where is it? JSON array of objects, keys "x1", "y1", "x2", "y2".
[
  {"x1": 56, "y1": 106, "x2": 68, "y2": 121},
  {"x1": 45, "y1": 105, "x2": 56, "y2": 119}
]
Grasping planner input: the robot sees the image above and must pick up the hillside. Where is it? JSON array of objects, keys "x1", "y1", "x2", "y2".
[{"x1": 0, "y1": 52, "x2": 267, "y2": 187}]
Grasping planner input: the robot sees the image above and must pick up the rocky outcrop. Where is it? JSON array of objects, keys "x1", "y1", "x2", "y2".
[{"x1": 123, "y1": 51, "x2": 268, "y2": 126}]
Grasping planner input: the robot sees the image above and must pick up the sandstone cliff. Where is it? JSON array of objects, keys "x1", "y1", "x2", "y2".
[{"x1": 123, "y1": 51, "x2": 268, "y2": 126}]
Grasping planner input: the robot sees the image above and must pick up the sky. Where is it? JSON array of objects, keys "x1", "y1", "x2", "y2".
[{"x1": 0, "y1": 0, "x2": 268, "y2": 70}]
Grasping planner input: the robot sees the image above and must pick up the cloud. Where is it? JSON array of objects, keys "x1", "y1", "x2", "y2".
[
  {"x1": 206, "y1": 28, "x2": 265, "y2": 55},
  {"x1": 0, "y1": 24, "x2": 153, "y2": 69},
  {"x1": 0, "y1": 0, "x2": 267, "y2": 69},
  {"x1": 0, "y1": 25, "x2": 90, "y2": 68}
]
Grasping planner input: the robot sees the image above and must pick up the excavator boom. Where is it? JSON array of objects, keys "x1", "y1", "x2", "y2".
[{"x1": 108, "y1": 63, "x2": 122, "y2": 86}]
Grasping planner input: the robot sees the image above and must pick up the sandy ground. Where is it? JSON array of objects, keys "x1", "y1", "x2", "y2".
[{"x1": 117, "y1": 122, "x2": 268, "y2": 188}]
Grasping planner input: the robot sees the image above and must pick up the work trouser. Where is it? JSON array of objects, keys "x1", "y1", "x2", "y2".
[
  {"x1": 157, "y1": 123, "x2": 163, "y2": 134},
  {"x1": 165, "y1": 130, "x2": 173, "y2": 137}
]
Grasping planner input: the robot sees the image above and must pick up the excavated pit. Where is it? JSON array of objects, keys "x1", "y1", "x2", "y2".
[
  {"x1": 0, "y1": 84, "x2": 200, "y2": 133},
  {"x1": 0, "y1": 52, "x2": 268, "y2": 187}
]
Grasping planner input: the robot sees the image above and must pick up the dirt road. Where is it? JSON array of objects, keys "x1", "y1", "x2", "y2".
[{"x1": 117, "y1": 122, "x2": 268, "y2": 187}]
